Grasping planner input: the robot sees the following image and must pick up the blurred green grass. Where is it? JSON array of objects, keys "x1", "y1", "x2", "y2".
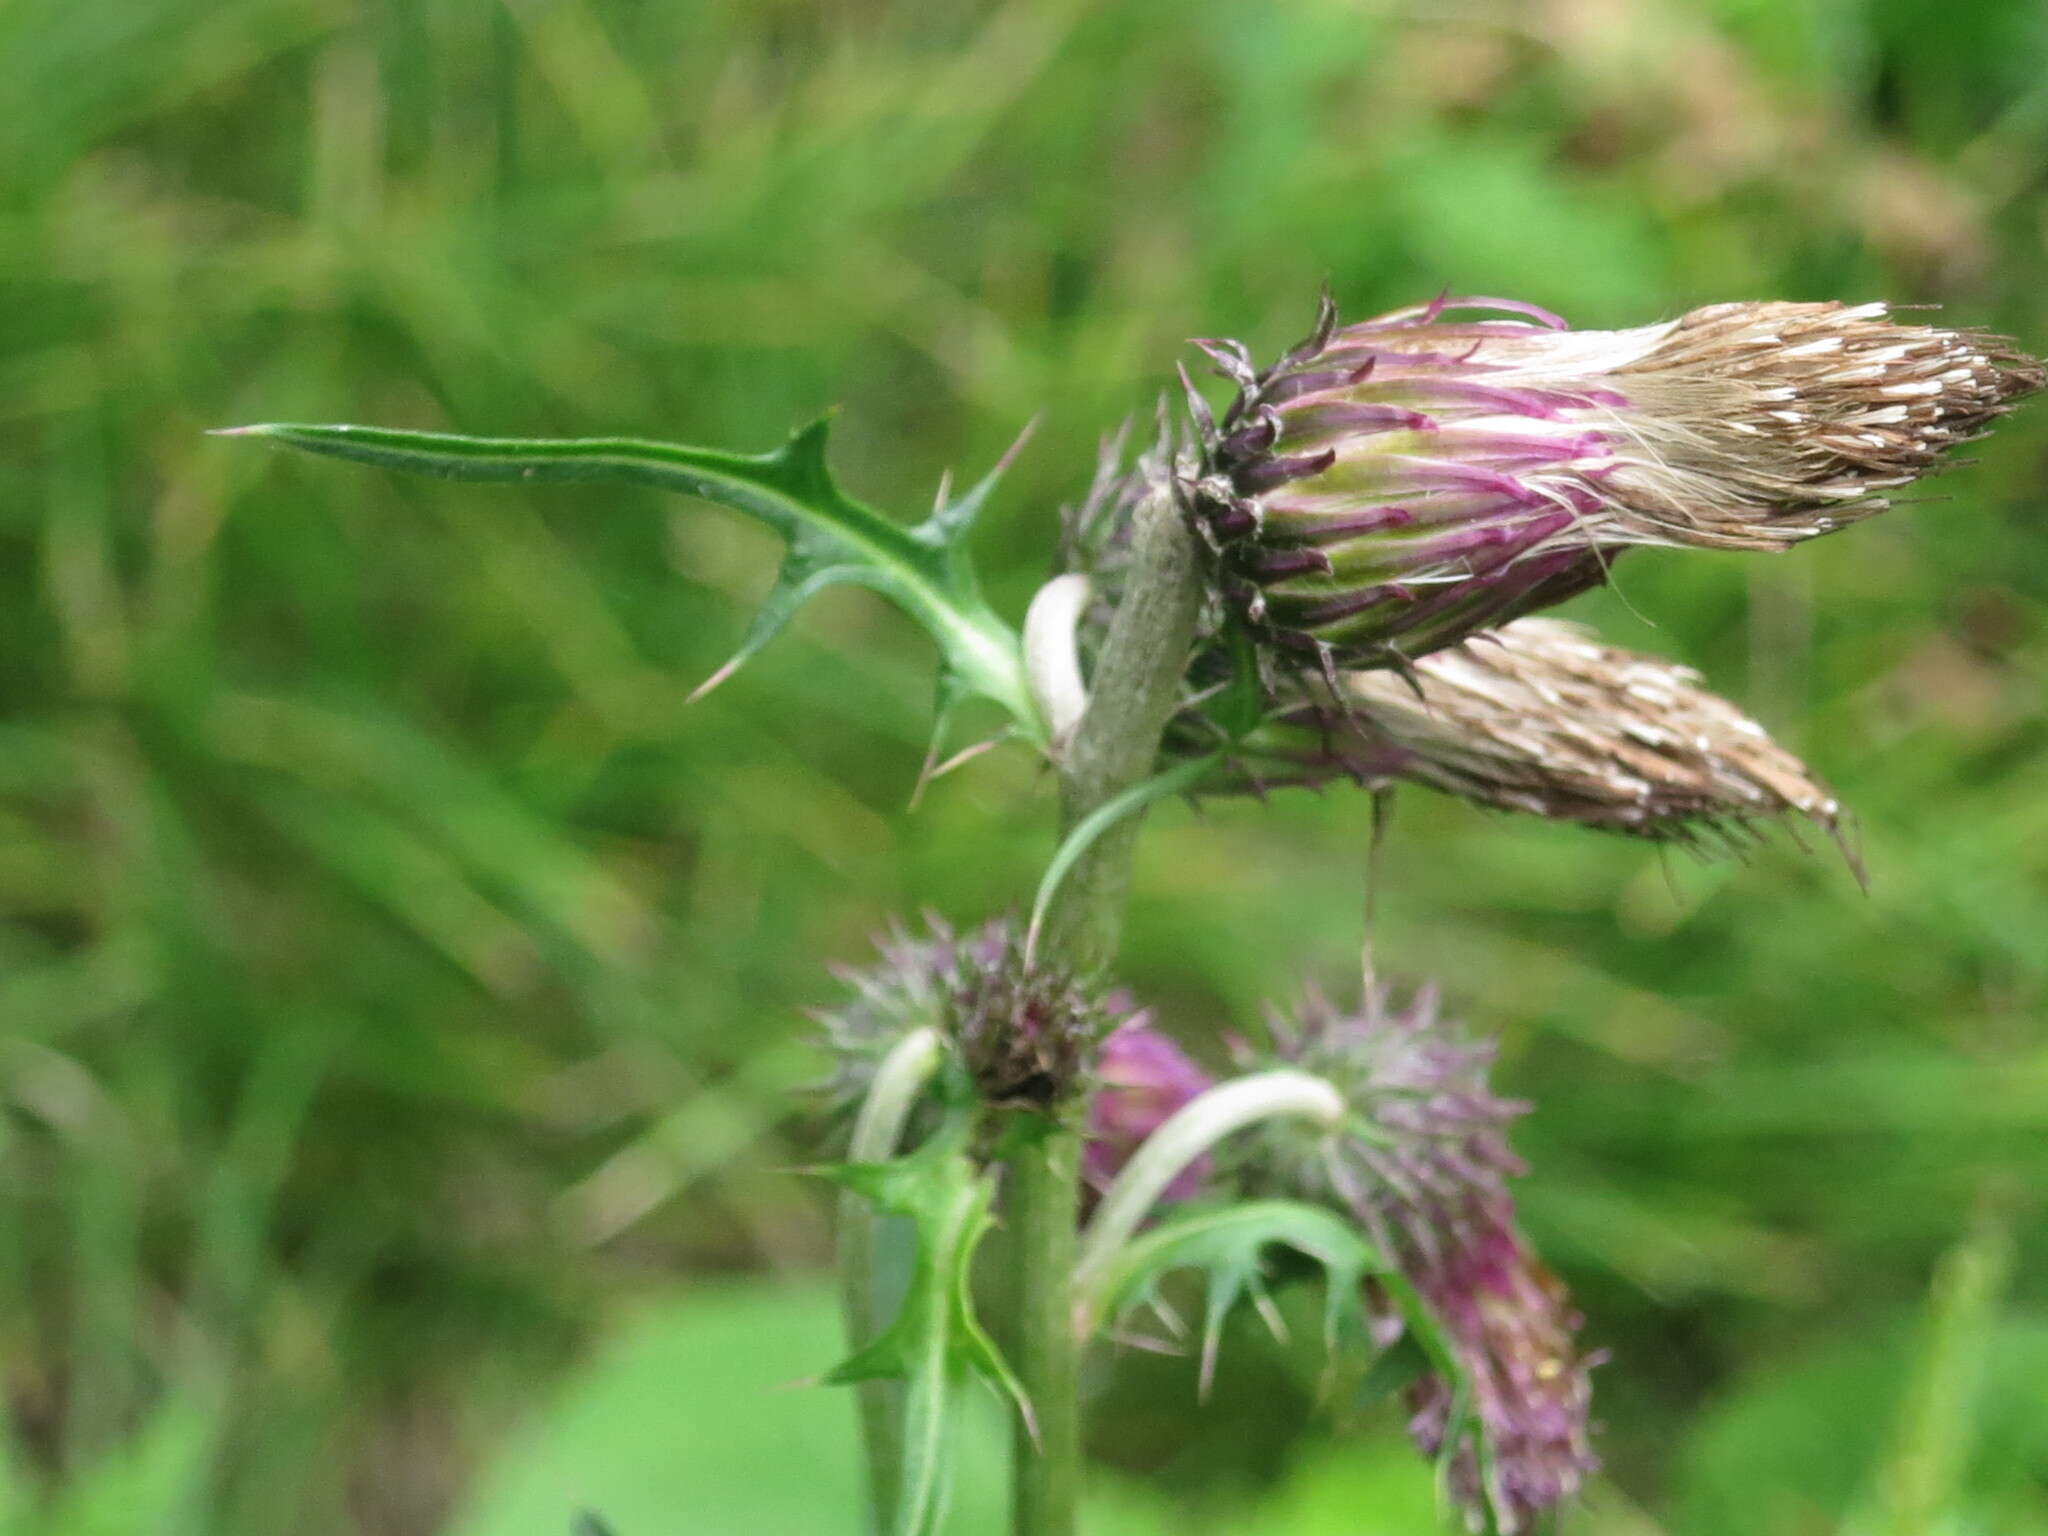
[{"x1": 2, "y1": 0, "x2": 2047, "y2": 1531}]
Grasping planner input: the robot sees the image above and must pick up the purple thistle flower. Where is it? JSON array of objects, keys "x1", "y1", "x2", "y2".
[
  {"x1": 1182, "y1": 294, "x2": 2043, "y2": 675},
  {"x1": 1084, "y1": 1013, "x2": 1214, "y2": 1198},
  {"x1": 816, "y1": 915, "x2": 1117, "y2": 1115},
  {"x1": 1231, "y1": 984, "x2": 1597, "y2": 1534}
]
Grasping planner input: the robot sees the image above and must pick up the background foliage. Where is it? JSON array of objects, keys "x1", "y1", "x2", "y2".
[{"x1": 2, "y1": 0, "x2": 2046, "y2": 1530}]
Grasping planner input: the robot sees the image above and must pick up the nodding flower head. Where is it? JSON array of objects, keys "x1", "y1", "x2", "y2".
[
  {"x1": 1228, "y1": 984, "x2": 1597, "y2": 1534},
  {"x1": 817, "y1": 916, "x2": 1117, "y2": 1117},
  {"x1": 1181, "y1": 293, "x2": 2042, "y2": 678},
  {"x1": 1227, "y1": 616, "x2": 1846, "y2": 855}
]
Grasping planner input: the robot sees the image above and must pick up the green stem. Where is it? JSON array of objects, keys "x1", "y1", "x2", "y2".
[
  {"x1": 1036, "y1": 487, "x2": 1206, "y2": 974},
  {"x1": 1024, "y1": 753, "x2": 1221, "y2": 969},
  {"x1": 1005, "y1": 1123, "x2": 1084, "y2": 1534},
  {"x1": 1006, "y1": 484, "x2": 1204, "y2": 1536},
  {"x1": 841, "y1": 1026, "x2": 947, "y2": 1535}
]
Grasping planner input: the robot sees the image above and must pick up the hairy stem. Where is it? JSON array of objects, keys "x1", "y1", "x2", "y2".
[
  {"x1": 841, "y1": 1026, "x2": 947, "y2": 1534},
  {"x1": 1037, "y1": 488, "x2": 1206, "y2": 973},
  {"x1": 1006, "y1": 485, "x2": 1203, "y2": 1536},
  {"x1": 1004, "y1": 1123, "x2": 1084, "y2": 1535}
]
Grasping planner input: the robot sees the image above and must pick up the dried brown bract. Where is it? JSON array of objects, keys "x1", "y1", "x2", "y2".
[{"x1": 1236, "y1": 618, "x2": 1844, "y2": 851}]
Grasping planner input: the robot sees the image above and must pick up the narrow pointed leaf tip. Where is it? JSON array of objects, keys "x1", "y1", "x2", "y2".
[{"x1": 220, "y1": 418, "x2": 1045, "y2": 747}]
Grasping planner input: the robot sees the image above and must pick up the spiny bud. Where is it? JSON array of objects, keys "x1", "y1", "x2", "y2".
[
  {"x1": 1084, "y1": 1013, "x2": 1214, "y2": 1198},
  {"x1": 1231, "y1": 617, "x2": 1843, "y2": 851},
  {"x1": 949, "y1": 933, "x2": 1113, "y2": 1113},
  {"x1": 1225, "y1": 984, "x2": 1597, "y2": 1535},
  {"x1": 1182, "y1": 293, "x2": 2042, "y2": 675},
  {"x1": 816, "y1": 917, "x2": 1118, "y2": 1118}
]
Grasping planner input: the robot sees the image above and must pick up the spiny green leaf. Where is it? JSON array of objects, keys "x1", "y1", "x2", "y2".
[
  {"x1": 1080, "y1": 1199, "x2": 1484, "y2": 1499},
  {"x1": 1079, "y1": 1199, "x2": 1383, "y2": 1394},
  {"x1": 215, "y1": 418, "x2": 1045, "y2": 747},
  {"x1": 815, "y1": 1118, "x2": 1032, "y2": 1536}
]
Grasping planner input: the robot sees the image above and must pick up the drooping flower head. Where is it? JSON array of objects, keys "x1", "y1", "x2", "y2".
[
  {"x1": 1182, "y1": 294, "x2": 2043, "y2": 677},
  {"x1": 1226, "y1": 616, "x2": 1846, "y2": 853},
  {"x1": 817, "y1": 916, "x2": 1118, "y2": 1116},
  {"x1": 1227, "y1": 984, "x2": 1597, "y2": 1534}
]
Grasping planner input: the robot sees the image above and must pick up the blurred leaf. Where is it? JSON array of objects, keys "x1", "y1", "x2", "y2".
[
  {"x1": 25, "y1": 1386, "x2": 227, "y2": 1536},
  {"x1": 1848, "y1": 1208, "x2": 2017, "y2": 1536},
  {"x1": 1385, "y1": 130, "x2": 1665, "y2": 322},
  {"x1": 1677, "y1": 1309, "x2": 2048, "y2": 1536},
  {"x1": 445, "y1": 1280, "x2": 1009, "y2": 1536},
  {"x1": 1229, "y1": 1440, "x2": 1448, "y2": 1535}
]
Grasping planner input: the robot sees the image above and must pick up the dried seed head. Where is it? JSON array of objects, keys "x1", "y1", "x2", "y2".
[
  {"x1": 1181, "y1": 293, "x2": 2042, "y2": 675},
  {"x1": 1229, "y1": 617, "x2": 1843, "y2": 850},
  {"x1": 1084, "y1": 1013, "x2": 1214, "y2": 1198},
  {"x1": 1606, "y1": 300, "x2": 2044, "y2": 548},
  {"x1": 1228, "y1": 984, "x2": 1597, "y2": 1534},
  {"x1": 817, "y1": 916, "x2": 1115, "y2": 1116}
]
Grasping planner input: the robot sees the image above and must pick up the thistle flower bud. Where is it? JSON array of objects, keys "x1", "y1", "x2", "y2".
[
  {"x1": 949, "y1": 932, "x2": 1113, "y2": 1113},
  {"x1": 1084, "y1": 1013, "x2": 1214, "y2": 1198},
  {"x1": 1232, "y1": 617, "x2": 1842, "y2": 849},
  {"x1": 1227, "y1": 985, "x2": 1597, "y2": 1534},
  {"x1": 817, "y1": 916, "x2": 1116, "y2": 1117},
  {"x1": 1183, "y1": 294, "x2": 2042, "y2": 674}
]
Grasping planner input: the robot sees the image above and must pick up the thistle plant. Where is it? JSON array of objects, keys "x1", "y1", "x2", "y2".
[{"x1": 221, "y1": 285, "x2": 2039, "y2": 1536}]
